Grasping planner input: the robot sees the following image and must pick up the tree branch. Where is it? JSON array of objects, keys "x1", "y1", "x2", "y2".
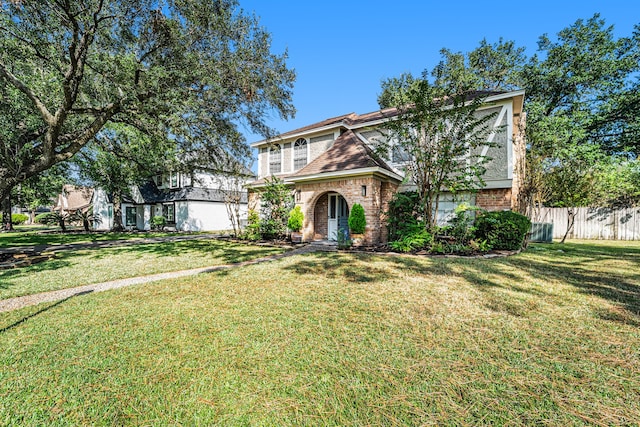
[{"x1": 0, "y1": 61, "x2": 55, "y2": 125}]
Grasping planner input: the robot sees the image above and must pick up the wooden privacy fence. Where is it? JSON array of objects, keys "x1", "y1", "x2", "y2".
[{"x1": 529, "y1": 207, "x2": 640, "y2": 241}]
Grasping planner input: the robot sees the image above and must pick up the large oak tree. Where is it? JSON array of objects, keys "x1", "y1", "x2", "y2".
[{"x1": 0, "y1": 0, "x2": 295, "y2": 228}]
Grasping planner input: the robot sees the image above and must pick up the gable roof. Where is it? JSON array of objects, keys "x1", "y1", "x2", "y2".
[
  {"x1": 53, "y1": 185, "x2": 94, "y2": 212},
  {"x1": 251, "y1": 89, "x2": 525, "y2": 147},
  {"x1": 286, "y1": 129, "x2": 401, "y2": 183}
]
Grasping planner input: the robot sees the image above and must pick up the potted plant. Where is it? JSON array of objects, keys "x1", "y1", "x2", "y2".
[
  {"x1": 287, "y1": 206, "x2": 304, "y2": 243},
  {"x1": 348, "y1": 203, "x2": 366, "y2": 246}
]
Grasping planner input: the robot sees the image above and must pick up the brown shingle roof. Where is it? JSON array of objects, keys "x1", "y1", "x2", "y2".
[
  {"x1": 289, "y1": 130, "x2": 396, "y2": 178},
  {"x1": 54, "y1": 185, "x2": 94, "y2": 211},
  {"x1": 256, "y1": 90, "x2": 512, "y2": 145}
]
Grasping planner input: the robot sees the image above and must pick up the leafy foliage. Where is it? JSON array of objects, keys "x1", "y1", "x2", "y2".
[
  {"x1": 287, "y1": 206, "x2": 304, "y2": 232},
  {"x1": 0, "y1": 0, "x2": 295, "y2": 202},
  {"x1": 379, "y1": 71, "x2": 498, "y2": 227},
  {"x1": 243, "y1": 209, "x2": 261, "y2": 241},
  {"x1": 388, "y1": 228, "x2": 433, "y2": 253},
  {"x1": 151, "y1": 215, "x2": 166, "y2": 231},
  {"x1": 386, "y1": 191, "x2": 425, "y2": 242},
  {"x1": 38, "y1": 211, "x2": 71, "y2": 232},
  {"x1": 475, "y1": 211, "x2": 531, "y2": 251},
  {"x1": 11, "y1": 213, "x2": 28, "y2": 225},
  {"x1": 258, "y1": 176, "x2": 292, "y2": 240},
  {"x1": 70, "y1": 208, "x2": 100, "y2": 232},
  {"x1": 348, "y1": 203, "x2": 366, "y2": 234}
]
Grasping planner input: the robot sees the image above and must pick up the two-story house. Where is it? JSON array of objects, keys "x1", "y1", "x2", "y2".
[
  {"x1": 247, "y1": 90, "x2": 526, "y2": 244},
  {"x1": 93, "y1": 168, "x2": 253, "y2": 232}
]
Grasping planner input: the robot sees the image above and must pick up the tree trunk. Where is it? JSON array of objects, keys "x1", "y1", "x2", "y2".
[
  {"x1": 1, "y1": 194, "x2": 13, "y2": 231},
  {"x1": 560, "y1": 207, "x2": 575, "y2": 244},
  {"x1": 112, "y1": 192, "x2": 124, "y2": 232}
]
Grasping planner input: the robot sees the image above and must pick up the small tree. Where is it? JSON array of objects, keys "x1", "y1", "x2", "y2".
[
  {"x1": 71, "y1": 207, "x2": 100, "y2": 232},
  {"x1": 348, "y1": 203, "x2": 366, "y2": 234},
  {"x1": 380, "y1": 72, "x2": 498, "y2": 228},
  {"x1": 287, "y1": 206, "x2": 304, "y2": 232},
  {"x1": 259, "y1": 176, "x2": 293, "y2": 239},
  {"x1": 39, "y1": 211, "x2": 70, "y2": 232}
]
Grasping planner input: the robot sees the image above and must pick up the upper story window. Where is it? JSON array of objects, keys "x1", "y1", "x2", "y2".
[
  {"x1": 293, "y1": 138, "x2": 308, "y2": 171},
  {"x1": 169, "y1": 172, "x2": 179, "y2": 188},
  {"x1": 391, "y1": 144, "x2": 410, "y2": 163},
  {"x1": 269, "y1": 144, "x2": 282, "y2": 174}
]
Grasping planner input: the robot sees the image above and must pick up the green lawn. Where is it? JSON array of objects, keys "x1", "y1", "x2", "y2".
[
  {"x1": 0, "y1": 229, "x2": 206, "y2": 248},
  {"x1": 0, "y1": 239, "x2": 284, "y2": 300},
  {"x1": 1, "y1": 240, "x2": 639, "y2": 425}
]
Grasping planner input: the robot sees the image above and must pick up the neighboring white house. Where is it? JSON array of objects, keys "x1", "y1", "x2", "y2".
[{"x1": 93, "y1": 169, "x2": 252, "y2": 232}]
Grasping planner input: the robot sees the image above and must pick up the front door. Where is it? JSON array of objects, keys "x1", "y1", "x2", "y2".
[{"x1": 328, "y1": 194, "x2": 349, "y2": 241}]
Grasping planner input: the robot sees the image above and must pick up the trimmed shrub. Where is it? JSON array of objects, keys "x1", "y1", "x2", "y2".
[
  {"x1": 475, "y1": 210, "x2": 531, "y2": 251},
  {"x1": 287, "y1": 206, "x2": 304, "y2": 232},
  {"x1": 348, "y1": 203, "x2": 366, "y2": 234},
  {"x1": 11, "y1": 213, "x2": 29, "y2": 225}
]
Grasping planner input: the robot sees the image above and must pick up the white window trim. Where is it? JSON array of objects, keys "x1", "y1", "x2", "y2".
[
  {"x1": 269, "y1": 144, "x2": 283, "y2": 175},
  {"x1": 292, "y1": 138, "x2": 309, "y2": 171}
]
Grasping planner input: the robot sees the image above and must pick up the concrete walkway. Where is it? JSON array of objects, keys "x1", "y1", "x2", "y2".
[{"x1": 0, "y1": 242, "x2": 332, "y2": 314}]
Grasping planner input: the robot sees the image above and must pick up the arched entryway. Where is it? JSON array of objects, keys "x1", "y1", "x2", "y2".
[{"x1": 312, "y1": 192, "x2": 349, "y2": 241}]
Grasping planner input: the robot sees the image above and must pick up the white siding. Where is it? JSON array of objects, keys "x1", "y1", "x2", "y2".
[
  {"x1": 92, "y1": 189, "x2": 112, "y2": 230},
  {"x1": 176, "y1": 201, "x2": 247, "y2": 232}
]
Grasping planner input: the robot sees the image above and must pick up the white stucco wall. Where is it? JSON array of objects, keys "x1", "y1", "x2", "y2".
[
  {"x1": 92, "y1": 189, "x2": 113, "y2": 230},
  {"x1": 176, "y1": 201, "x2": 247, "y2": 232}
]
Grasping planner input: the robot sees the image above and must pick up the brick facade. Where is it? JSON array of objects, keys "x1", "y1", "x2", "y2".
[
  {"x1": 476, "y1": 188, "x2": 512, "y2": 211},
  {"x1": 294, "y1": 176, "x2": 398, "y2": 245}
]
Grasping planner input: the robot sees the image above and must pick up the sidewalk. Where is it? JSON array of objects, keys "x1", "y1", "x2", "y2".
[{"x1": 0, "y1": 243, "x2": 330, "y2": 313}]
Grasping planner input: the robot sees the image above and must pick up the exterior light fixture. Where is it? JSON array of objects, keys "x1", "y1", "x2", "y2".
[{"x1": 296, "y1": 189, "x2": 301, "y2": 201}]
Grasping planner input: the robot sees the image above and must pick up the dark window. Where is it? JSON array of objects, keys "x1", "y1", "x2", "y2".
[
  {"x1": 162, "y1": 203, "x2": 175, "y2": 223},
  {"x1": 125, "y1": 207, "x2": 137, "y2": 226}
]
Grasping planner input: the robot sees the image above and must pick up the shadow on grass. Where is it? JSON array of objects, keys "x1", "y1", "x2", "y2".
[
  {"x1": 0, "y1": 290, "x2": 93, "y2": 333},
  {"x1": 283, "y1": 251, "x2": 454, "y2": 284},
  {"x1": 0, "y1": 239, "x2": 282, "y2": 297},
  {"x1": 453, "y1": 242, "x2": 640, "y2": 325}
]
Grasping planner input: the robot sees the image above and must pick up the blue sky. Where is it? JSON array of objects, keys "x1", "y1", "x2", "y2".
[{"x1": 239, "y1": 0, "x2": 639, "y2": 152}]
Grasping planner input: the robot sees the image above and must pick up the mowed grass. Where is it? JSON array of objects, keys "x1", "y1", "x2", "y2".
[
  {"x1": 0, "y1": 229, "x2": 204, "y2": 248},
  {"x1": 0, "y1": 239, "x2": 284, "y2": 300},
  {"x1": 0, "y1": 240, "x2": 639, "y2": 425}
]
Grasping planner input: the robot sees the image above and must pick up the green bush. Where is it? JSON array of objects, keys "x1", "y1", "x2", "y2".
[
  {"x1": 336, "y1": 228, "x2": 352, "y2": 249},
  {"x1": 244, "y1": 209, "x2": 261, "y2": 241},
  {"x1": 151, "y1": 215, "x2": 166, "y2": 230},
  {"x1": 287, "y1": 206, "x2": 304, "y2": 232},
  {"x1": 389, "y1": 228, "x2": 432, "y2": 253},
  {"x1": 348, "y1": 203, "x2": 366, "y2": 234},
  {"x1": 34, "y1": 212, "x2": 50, "y2": 224},
  {"x1": 386, "y1": 191, "x2": 425, "y2": 241},
  {"x1": 445, "y1": 204, "x2": 483, "y2": 245},
  {"x1": 475, "y1": 210, "x2": 531, "y2": 251},
  {"x1": 11, "y1": 213, "x2": 29, "y2": 225}
]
